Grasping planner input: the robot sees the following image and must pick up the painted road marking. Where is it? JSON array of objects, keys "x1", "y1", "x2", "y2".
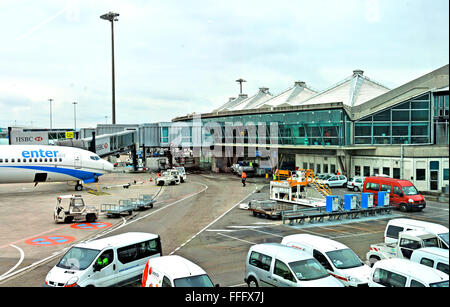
[
  {"x1": 25, "y1": 236, "x2": 75, "y2": 246},
  {"x1": 70, "y1": 222, "x2": 112, "y2": 230}
]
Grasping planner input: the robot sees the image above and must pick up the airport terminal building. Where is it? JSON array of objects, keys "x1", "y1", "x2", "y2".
[{"x1": 172, "y1": 64, "x2": 449, "y2": 193}]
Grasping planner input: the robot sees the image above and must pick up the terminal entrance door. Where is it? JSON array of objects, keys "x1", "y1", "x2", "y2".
[{"x1": 430, "y1": 161, "x2": 439, "y2": 191}]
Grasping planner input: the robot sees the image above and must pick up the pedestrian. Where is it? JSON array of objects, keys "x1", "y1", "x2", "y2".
[
  {"x1": 272, "y1": 173, "x2": 277, "y2": 181},
  {"x1": 241, "y1": 171, "x2": 247, "y2": 187}
]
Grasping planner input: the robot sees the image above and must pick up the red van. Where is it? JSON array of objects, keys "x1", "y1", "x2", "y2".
[{"x1": 362, "y1": 177, "x2": 426, "y2": 212}]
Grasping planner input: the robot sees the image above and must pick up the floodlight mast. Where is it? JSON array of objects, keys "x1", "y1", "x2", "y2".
[{"x1": 100, "y1": 12, "x2": 120, "y2": 125}]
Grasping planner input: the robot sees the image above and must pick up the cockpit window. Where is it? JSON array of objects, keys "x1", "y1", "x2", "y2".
[{"x1": 90, "y1": 156, "x2": 101, "y2": 161}]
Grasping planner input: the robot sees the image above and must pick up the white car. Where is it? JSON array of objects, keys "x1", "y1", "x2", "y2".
[
  {"x1": 369, "y1": 258, "x2": 449, "y2": 287},
  {"x1": 281, "y1": 234, "x2": 371, "y2": 287},
  {"x1": 322, "y1": 175, "x2": 347, "y2": 188},
  {"x1": 142, "y1": 255, "x2": 216, "y2": 287},
  {"x1": 347, "y1": 177, "x2": 365, "y2": 192},
  {"x1": 245, "y1": 243, "x2": 343, "y2": 287}
]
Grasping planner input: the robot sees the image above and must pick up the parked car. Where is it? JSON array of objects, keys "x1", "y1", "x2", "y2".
[
  {"x1": 281, "y1": 234, "x2": 371, "y2": 287},
  {"x1": 244, "y1": 243, "x2": 343, "y2": 287},
  {"x1": 410, "y1": 247, "x2": 449, "y2": 275},
  {"x1": 321, "y1": 175, "x2": 347, "y2": 188},
  {"x1": 362, "y1": 177, "x2": 426, "y2": 211},
  {"x1": 384, "y1": 218, "x2": 449, "y2": 248},
  {"x1": 368, "y1": 258, "x2": 449, "y2": 287},
  {"x1": 347, "y1": 177, "x2": 365, "y2": 192},
  {"x1": 142, "y1": 255, "x2": 216, "y2": 287},
  {"x1": 44, "y1": 232, "x2": 162, "y2": 287}
]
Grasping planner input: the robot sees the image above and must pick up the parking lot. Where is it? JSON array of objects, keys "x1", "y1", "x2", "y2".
[{"x1": 0, "y1": 172, "x2": 448, "y2": 287}]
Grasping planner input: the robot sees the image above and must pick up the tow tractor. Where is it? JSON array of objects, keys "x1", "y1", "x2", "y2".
[{"x1": 54, "y1": 195, "x2": 99, "y2": 224}]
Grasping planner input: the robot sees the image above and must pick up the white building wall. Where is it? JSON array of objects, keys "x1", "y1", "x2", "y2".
[{"x1": 351, "y1": 156, "x2": 449, "y2": 192}]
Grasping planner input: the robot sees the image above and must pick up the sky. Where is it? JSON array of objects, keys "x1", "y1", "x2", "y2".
[{"x1": 0, "y1": 0, "x2": 448, "y2": 129}]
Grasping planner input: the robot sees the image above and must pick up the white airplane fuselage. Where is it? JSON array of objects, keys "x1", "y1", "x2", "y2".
[{"x1": 0, "y1": 145, "x2": 113, "y2": 185}]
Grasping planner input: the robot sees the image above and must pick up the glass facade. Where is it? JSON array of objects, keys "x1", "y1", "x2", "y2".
[
  {"x1": 433, "y1": 93, "x2": 449, "y2": 145},
  {"x1": 200, "y1": 109, "x2": 350, "y2": 146},
  {"x1": 354, "y1": 93, "x2": 431, "y2": 145}
]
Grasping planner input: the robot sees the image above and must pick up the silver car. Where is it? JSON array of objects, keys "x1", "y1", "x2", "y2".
[
  {"x1": 347, "y1": 176, "x2": 365, "y2": 192},
  {"x1": 244, "y1": 243, "x2": 344, "y2": 287}
]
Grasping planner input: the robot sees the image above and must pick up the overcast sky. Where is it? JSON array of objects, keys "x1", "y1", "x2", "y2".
[{"x1": 0, "y1": 0, "x2": 448, "y2": 129}]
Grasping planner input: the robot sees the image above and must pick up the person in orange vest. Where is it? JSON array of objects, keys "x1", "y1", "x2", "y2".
[{"x1": 241, "y1": 171, "x2": 247, "y2": 187}]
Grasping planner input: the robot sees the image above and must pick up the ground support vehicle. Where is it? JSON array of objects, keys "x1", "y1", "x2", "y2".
[
  {"x1": 130, "y1": 194, "x2": 155, "y2": 210},
  {"x1": 366, "y1": 230, "x2": 441, "y2": 266},
  {"x1": 101, "y1": 200, "x2": 137, "y2": 218},
  {"x1": 247, "y1": 200, "x2": 291, "y2": 219},
  {"x1": 155, "y1": 170, "x2": 181, "y2": 186},
  {"x1": 54, "y1": 195, "x2": 99, "y2": 224}
]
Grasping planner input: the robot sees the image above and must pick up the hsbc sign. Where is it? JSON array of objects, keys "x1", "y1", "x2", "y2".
[
  {"x1": 95, "y1": 137, "x2": 111, "y2": 156},
  {"x1": 10, "y1": 131, "x2": 49, "y2": 145}
]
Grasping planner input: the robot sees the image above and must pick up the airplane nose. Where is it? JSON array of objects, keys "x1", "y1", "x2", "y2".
[{"x1": 104, "y1": 160, "x2": 114, "y2": 172}]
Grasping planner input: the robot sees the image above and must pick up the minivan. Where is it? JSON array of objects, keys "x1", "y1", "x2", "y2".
[
  {"x1": 44, "y1": 232, "x2": 162, "y2": 287},
  {"x1": 244, "y1": 243, "x2": 343, "y2": 287},
  {"x1": 363, "y1": 177, "x2": 426, "y2": 211},
  {"x1": 369, "y1": 258, "x2": 449, "y2": 287},
  {"x1": 384, "y1": 218, "x2": 449, "y2": 249},
  {"x1": 141, "y1": 255, "x2": 216, "y2": 287},
  {"x1": 410, "y1": 247, "x2": 449, "y2": 275},
  {"x1": 281, "y1": 234, "x2": 371, "y2": 287}
]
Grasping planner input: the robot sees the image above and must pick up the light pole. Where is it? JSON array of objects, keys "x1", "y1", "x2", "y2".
[
  {"x1": 48, "y1": 98, "x2": 53, "y2": 130},
  {"x1": 72, "y1": 102, "x2": 78, "y2": 131},
  {"x1": 100, "y1": 11, "x2": 119, "y2": 125},
  {"x1": 236, "y1": 78, "x2": 246, "y2": 94}
]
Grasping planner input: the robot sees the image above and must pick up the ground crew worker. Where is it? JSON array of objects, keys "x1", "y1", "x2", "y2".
[
  {"x1": 241, "y1": 171, "x2": 247, "y2": 187},
  {"x1": 97, "y1": 255, "x2": 109, "y2": 268},
  {"x1": 272, "y1": 172, "x2": 277, "y2": 181}
]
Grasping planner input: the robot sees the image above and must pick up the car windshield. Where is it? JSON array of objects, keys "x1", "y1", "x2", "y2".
[
  {"x1": 326, "y1": 248, "x2": 364, "y2": 269},
  {"x1": 430, "y1": 280, "x2": 449, "y2": 287},
  {"x1": 438, "y1": 233, "x2": 449, "y2": 248},
  {"x1": 401, "y1": 186, "x2": 419, "y2": 195},
  {"x1": 289, "y1": 259, "x2": 330, "y2": 281},
  {"x1": 173, "y1": 274, "x2": 214, "y2": 287},
  {"x1": 322, "y1": 175, "x2": 331, "y2": 180},
  {"x1": 56, "y1": 247, "x2": 100, "y2": 271}
]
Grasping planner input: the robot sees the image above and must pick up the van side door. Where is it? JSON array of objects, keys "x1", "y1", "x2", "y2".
[
  {"x1": 92, "y1": 249, "x2": 116, "y2": 287},
  {"x1": 313, "y1": 250, "x2": 334, "y2": 272},
  {"x1": 398, "y1": 238, "x2": 422, "y2": 259},
  {"x1": 391, "y1": 186, "x2": 404, "y2": 207},
  {"x1": 272, "y1": 259, "x2": 297, "y2": 287}
]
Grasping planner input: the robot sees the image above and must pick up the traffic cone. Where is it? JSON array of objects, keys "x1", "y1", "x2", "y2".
[{"x1": 150, "y1": 175, "x2": 153, "y2": 182}]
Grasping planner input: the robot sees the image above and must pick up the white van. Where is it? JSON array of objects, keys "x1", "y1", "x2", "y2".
[
  {"x1": 384, "y1": 218, "x2": 449, "y2": 249},
  {"x1": 141, "y1": 255, "x2": 216, "y2": 287},
  {"x1": 281, "y1": 234, "x2": 371, "y2": 287},
  {"x1": 244, "y1": 243, "x2": 343, "y2": 287},
  {"x1": 410, "y1": 247, "x2": 449, "y2": 275},
  {"x1": 369, "y1": 258, "x2": 449, "y2": 287},
  {"x1": 44, "y1": 232, "x2": 162, "y2": 287}
]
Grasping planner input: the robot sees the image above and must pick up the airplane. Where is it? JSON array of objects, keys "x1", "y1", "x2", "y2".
[{"x1": 0, "y1": 145, "x2": 114, "y2": 191}]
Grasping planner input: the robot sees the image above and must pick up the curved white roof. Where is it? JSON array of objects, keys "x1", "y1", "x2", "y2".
[{"x1": 290, "y1": 70, "x2": 390, "y2": 108}]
